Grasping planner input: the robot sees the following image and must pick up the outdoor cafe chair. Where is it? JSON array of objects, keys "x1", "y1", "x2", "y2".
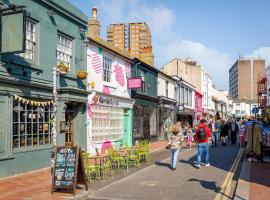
[{"x1": 82, "y1": 152, "x2": 101, "y2": 183}]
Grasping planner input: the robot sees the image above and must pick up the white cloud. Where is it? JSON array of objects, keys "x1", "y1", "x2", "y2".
[
  {"x1": 246, "y1": 47, "x2": 270, "y2": 66},
  {"x1": 92, "y1": 0, "x2": 270, "y2": 90},
  {"x1": 161, "y1": 40, "x2": 233, "y2": 89}
]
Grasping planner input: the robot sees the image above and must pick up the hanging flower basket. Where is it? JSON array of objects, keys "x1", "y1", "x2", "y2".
[
  {"x1": 77, "y1": 70, "x2": 88, "y2": 80},
  {"x1": 57, "y1": 62, "x2": 69, "y2": 74}
]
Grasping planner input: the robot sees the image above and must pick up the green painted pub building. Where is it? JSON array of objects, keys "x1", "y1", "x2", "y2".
[{"x1": 0, "y1": 0, "x2": 89, "y2": 177}]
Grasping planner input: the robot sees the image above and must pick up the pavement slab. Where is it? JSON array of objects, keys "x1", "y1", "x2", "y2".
[{"x1": 88, "y1": 144, "x2": 239, "y2": 200}]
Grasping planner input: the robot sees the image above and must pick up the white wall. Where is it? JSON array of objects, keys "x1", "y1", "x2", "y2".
[
  {"x1": 201, "y1": 68, "x2": 212, "y2": 110},
  {"x1": 158, "y1": 73, "x2": 175, "y2": 100},
  {"x1": 87, "y1": 44, "x2": 131, "y2": 98}
]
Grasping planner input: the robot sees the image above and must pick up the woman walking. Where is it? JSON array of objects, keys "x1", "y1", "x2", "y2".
[{"x1": 167, "y1": 121, "x2": 184, "y2": 170}]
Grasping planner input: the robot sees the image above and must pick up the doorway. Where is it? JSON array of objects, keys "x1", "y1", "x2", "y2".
[{"x1": 65, "y1": 104, "x2": 75, "y2": 146}]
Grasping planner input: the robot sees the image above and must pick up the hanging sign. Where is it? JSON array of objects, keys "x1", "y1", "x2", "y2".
[
  {"x1": 128, "y1": 77, "x2": 142, "y2": 89},
  {"x1": 51, "y1": 146, "x2": 88, "y2": 194},
  {"x1": 0, "y1": 10, "x2": 26, "y2": 54}
]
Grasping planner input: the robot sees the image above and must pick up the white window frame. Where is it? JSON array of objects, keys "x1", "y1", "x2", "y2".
[
  {"x1": 102, "y1": 55, "x2": 112, "y2": 82},
  {"x1": 57, "y1": 34, "x2": 73, "y2": 70},
  {"x1": 19, "y1": 19, "x2": 37, "y2": 61}
]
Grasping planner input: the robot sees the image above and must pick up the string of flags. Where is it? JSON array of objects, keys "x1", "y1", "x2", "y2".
[{"x1": 14, "y1": 94, "x2": 53, "y2": 106}]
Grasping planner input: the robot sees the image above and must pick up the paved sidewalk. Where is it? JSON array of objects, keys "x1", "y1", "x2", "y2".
[
  {"x1": 235, "y1": 160, "x2": 270, "y2": 200},
  {"x1": 0, "y1": 140, "x2": 168, "y2": 200}
]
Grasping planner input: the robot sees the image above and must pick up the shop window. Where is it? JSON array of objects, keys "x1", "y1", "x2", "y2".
[
  {"x1": 195, "y1": 97, "x2": 198, "y2": 108},
  {"x1": 19, "y1": 19, "x2": 37, "y2": 61},
  {"x1": 102, "y1": 56, "x2": 112, "y2": 82},
  {"x1": 184, "y1": 88, "x2": 188, "y2": 105},
  {"x1": 57, "y1": 34, "x2": 73, "y2": 70},
  {"x1": 91, "y1": 105, "x2": 124, "y2": 141},
  {"x1": 165, "y1": 81, "x2": 169, "y2": 97},
  {"x1": 12, "y1": 99, "x2": 53, "y2": 148}
]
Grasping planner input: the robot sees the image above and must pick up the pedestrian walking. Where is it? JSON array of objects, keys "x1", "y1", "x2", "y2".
[
  {"x1": 230, "y1": 120, "x2": 239, "y2": 144},
  {"x1": 212, "y1": 119, "x2": 221, "y2": 147},
  {"x1": 193, "y1": 119, "x2": 212, "y2": 169},
  {"x1": 220, "y1": 120, "x2": 230, "y2": 146},
  {"x1": 167, "y1": 121, "x2": 184, "y2": 170}
]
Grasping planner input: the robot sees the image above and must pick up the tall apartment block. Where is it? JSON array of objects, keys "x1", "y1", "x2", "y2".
[
  {"x1": 107, "y1": 22, "x2": 154, "y2": 65},
  {"x1": 229, "y1": 58, "x2": 265, "y2": 102}
]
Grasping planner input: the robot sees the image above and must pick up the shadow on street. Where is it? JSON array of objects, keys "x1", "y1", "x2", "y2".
[
  {"x1": 155, "y1": 161, "x2": 171, "y2": 169},
  {"x1": 188, "y1": 178, "x2": 219, "y2": 192}
]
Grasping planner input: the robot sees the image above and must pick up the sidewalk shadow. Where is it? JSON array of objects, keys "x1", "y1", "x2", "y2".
[
  {"x1": 188, "y1": 178, "x2": 219, "y2": 192},
  {"x1": 155, "y1": 161, "x2": 171, "y2": 169}
]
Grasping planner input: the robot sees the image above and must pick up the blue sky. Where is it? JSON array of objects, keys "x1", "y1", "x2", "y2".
[{"x1": 69, "y1": 0, "x2": 270, "y2": 90}]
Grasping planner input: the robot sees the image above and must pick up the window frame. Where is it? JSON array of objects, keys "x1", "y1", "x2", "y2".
[
  {"x1": 12, "y1": 98, "x2": 53, "y2": 149},
  {"x1": 102, "y1": 55, "x2": 112, "y2": 82},
  {"x1": 57, "y1": 33, "x2": 73, "y2": 71},
  {"x1": 18, "y1": 18, "x2": 38, "y2": 62}
]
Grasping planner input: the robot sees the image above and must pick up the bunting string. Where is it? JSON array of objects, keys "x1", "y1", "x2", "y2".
[{"x1": 13, "y1": 94, "x2": 53, "y2": 106}]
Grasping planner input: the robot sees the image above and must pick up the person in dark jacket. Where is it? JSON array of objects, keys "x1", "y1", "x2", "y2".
[
  {"x1": 220, "y1": 120, "x2": 230, "y2": 146},
  {"x1": 230, "y1": 120, "x2": 239, "y2": 144}
]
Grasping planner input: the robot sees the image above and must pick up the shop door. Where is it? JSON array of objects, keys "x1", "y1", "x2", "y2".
[{"x1": 65, "y1": 112, "x2": 74, "y2": 146}]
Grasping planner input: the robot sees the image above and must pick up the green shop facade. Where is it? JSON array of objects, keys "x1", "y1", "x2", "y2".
[
  {"x1": 131, "y1": 58, "x2": 159, "y2": 144},
  {"x1": 0, "y1": 0, "x2": 89, "y2": 177}
]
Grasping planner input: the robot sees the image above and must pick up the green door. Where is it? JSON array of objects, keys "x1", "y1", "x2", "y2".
[{"x1": 124, "y1": 109, "x2": 132, "y2": 147}]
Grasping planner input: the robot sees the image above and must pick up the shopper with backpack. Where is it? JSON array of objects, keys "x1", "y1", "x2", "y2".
[{"x1": 193, "y1": 119, "x2": 212, "y2": 169}]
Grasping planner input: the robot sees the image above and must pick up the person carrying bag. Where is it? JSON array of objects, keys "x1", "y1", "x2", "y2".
[{"x1": 167, "y1": 121, "x2": 184, "y2": 170}]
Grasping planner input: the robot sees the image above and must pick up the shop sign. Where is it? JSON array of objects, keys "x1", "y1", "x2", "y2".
[
  {"x1": 1, "y1": 10, "x2": 26, "y2": 54},
  {"x1": 128, "y1": 77, "x2": 142, "y2": 89}
]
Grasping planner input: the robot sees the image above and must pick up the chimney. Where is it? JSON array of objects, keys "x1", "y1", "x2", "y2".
[{"x1": 88, "y1": 7, "x2": 100, "y2": 38}]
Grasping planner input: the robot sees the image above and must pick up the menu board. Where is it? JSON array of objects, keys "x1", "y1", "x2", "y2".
[{"x1": 52, "y1": 146, "x2": 88, "y2": 194}]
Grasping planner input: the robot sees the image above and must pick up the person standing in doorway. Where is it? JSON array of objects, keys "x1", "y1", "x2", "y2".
[
  {"x1": 167, "y1": 122, "x2": 184, "y2": 170},
  {"x1": 193, "y1": 119, "x2": 212, "y2": 169}
]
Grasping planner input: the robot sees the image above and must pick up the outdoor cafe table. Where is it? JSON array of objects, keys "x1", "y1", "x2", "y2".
[
  {"x1": 116, "y1": 149, "x2": 129, "y2": 170},
  {"x1": 89, "y1": 154, "x2": 109, "y2": 180}
]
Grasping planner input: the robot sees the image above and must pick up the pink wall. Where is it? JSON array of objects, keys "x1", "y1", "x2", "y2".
[{"x1": 194, "y1": 91, "x2": 203, "y2": 112}]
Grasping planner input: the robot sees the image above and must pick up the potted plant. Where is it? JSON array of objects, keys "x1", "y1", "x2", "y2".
[
  {"x1": 57, "y1": 62, "x2": 69, "y2": 74},
  {"x1": 77, "y1": 70, "x2": 88, "y2": 80}
]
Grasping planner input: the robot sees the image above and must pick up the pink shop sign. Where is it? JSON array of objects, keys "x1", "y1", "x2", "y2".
[{"x1": 128, "y1": 77, "x2": 142, "y2": 89}]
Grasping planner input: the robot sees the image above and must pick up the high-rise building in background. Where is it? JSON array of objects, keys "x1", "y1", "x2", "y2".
[
  {"x1": 229, "y1": 58, "x2": 265, "y2": 102},
  {"x1": 107, "y1": 22, "x2": 154, "y2": 65}
]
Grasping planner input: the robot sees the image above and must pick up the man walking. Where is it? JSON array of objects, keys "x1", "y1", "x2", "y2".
[
  {"x1": 193, "y1": 119, "x2": 212, "y2": 169},
  {"x1": 230, "y1": 120, "x2": 239, "y2": 144}
]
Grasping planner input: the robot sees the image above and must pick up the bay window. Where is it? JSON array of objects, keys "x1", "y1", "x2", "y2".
[{"x1": 13, "y1": 99, "x2": 53, "y2": 148}]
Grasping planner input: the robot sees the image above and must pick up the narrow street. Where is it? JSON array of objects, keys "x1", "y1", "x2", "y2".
[{"x1": 87, "y1": 144, "x2": 240, "y2": 200}]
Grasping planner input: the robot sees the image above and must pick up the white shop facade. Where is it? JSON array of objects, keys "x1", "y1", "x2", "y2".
[{"x1": 86, "y1": 38, "x2": 134, "y2": 155}]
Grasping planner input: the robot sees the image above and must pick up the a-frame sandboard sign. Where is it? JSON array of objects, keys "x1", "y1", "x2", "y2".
[{"x1": 52, "y1": 146, "x2": 88, "y2": 194}]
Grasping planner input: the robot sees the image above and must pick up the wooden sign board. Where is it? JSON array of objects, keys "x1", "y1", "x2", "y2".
[{"x1": 52, "y1": 146, "x2": 88, "y2": 194}]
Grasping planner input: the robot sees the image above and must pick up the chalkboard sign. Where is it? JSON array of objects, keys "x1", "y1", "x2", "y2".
[{"x1": 52, "y1": 146, "x2": 88, "y2": 194}]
